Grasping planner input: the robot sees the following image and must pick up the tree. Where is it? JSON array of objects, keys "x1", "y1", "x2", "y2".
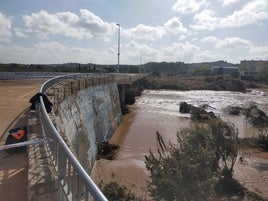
[
  {"x1": 145, "y1": 119, "x2": 239, "y2": 201},
  {"x1": 255, "y1": 63, "x2": 268, "y2": 83},
  {"x1": 192, "y1": 65, "x2": 211, "y2": 75},
  {"x1": 99, "y1": 181, "x2": 139, "y2": 201}
]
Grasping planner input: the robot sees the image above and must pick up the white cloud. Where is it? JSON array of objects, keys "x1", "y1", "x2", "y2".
[
  {"x1": 125, "y1": 41, "x2": 158, "y2": 56},
  {"x1": 123, "y1": 24, "x2": 166, "y2": 41},
  {"x1": 193, "y1": 49, "x2": 225, "y2": 62},
  {"x1": 215, "y1": 37, "x2": 252, "y2": 49},
  {"x1": 0, "y1": 42, "x2": 115, "y2": 64},
  {"x1": 179, "y1": 35, "x2": 187, "y2": 41},
  {"x1": 124, "y1": 40, "x2": 159, "y2": 62},
  {"x1": 191, "y1": 0, "x2": 268, "y2": 30},
  {"x1": 1, "y1": 1, "x2": 268, "y2": 65},
  {"x1": 172, "y1": 0, "x2": 206, "y2": 14},
  {"x1": 190, "y1": 9, "x2": 219, "y2": 30},
  {"x1": 164, "y1": 17, "x2": 188, "y2": 34},
  {"x1": 220, "y1": 0, "x2": 268, "y2": 27},
  {"x1": 249, "y1": 45, "x2": 268, "y2": 60},
  {"x1": 161, "y1": 42, "x2": 200, "y2": 62},
  {"x1": 201, "y1": 36, "x2": 218, "y2": 43},
  {"x1": 14, "y1": 28, "x2": 28, "y2": 38},
  {"x1": 33, "y1": 41, "x2": 66, "y2": 54},
  {"x1": 57, "y1": 11, "x2": 79, "y2": 24},
  {"x1": 0, "y1": 12, "x2": 12, "y2": 42},
  {"x1": 219, "y1": 0, "x2": 239, "y2": 6},
  {"x1": 123, "y1": 41, "x2": 202, "y2": 63},
  {"x1": 22, "y1": 9, "x2": 115, "y2": 40},
  {"x1": 79, "y1": 9, "x2": 114, "y2": 35}
]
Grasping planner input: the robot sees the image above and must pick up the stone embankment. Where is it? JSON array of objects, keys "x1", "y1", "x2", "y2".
[
  {"x1": 28, "y1": 74, "x2": 144, "y2": 201},
  {"x1": 28, "y1": 75, "x2": 121, "y2": 200}
]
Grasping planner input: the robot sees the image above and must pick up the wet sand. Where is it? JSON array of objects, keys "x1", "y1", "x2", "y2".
[
  {"x1": 0, "y1": 80, "x2": 44, "y2": 201},
  {"x1": 235, "y1": 149, "x2": 268, "y2": 199}
]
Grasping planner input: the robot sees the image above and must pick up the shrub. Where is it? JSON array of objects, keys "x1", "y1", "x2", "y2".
[
  {"x1": 99, "y1": 181, "x2": 139, "y2": 201},
  {"x1": 145, "y1": 119, "x2": 240, "y2": 201},
  {"x1": 257, "y1": 128, "x2": 268, "y2": 150}
]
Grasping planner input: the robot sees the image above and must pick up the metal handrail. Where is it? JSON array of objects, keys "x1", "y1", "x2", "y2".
[{"x1": 39, "y1": 73, "x2": 108, "y2": 201}]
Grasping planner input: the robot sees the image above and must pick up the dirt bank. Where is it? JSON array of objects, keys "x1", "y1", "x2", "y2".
[
  {"x1": 140, "y1": 75, "x2": 248, "y2": 92},
  {"x1": 235, "y1": 148, "x2": 268, "y2": 199}
]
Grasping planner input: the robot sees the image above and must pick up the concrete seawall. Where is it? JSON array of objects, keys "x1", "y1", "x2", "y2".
[
  {"x1": 28, "y1": 75, "x2": 122, "y2": 200},
  {"x1": 52, "y1": 79, "x2": 122, "y2": 172},
  {"x1": 27, "y1": 74, "x2": 144, "y2": 200}
]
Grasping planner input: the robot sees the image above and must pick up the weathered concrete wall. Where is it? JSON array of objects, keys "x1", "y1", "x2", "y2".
[
  {"x1": 27, "y1": 75, "x2": 146, "y2": 201},
  {"x1": 53, "y1": 80, "x2": 122, "y2": 172}
]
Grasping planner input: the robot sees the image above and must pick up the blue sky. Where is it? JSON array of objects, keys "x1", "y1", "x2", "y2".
[{"x1": 0, "y1": 0, "x2": 267, "y2": 64}]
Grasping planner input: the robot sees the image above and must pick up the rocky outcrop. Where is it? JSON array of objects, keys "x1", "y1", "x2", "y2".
[
  {"x1": 179, "y1": 102, "x2": 192, "y2": 113},
  {"x1": 243, "y1": 105, "x2": 268, "y2": 127},
  {"x1": 224, "y1": 105, "x2": 268, "y2": 127},
  {"x1": 224, "y1": 106, "x2": 244, "y2": 115},
  {"x1": 179, "y1": 102, "x2": 216, "y2": 122}
]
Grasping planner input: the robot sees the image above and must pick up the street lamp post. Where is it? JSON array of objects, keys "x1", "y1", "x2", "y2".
[{"x1": 116, "y1": 23, "x2": 120, "y2": 73}]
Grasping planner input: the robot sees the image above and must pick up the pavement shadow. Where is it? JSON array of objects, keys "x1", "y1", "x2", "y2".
[
  {"x1": 0, "y1": 108, "x2": 29, "y2": 201},
  {"x1": 0, "y1": 107, "x2": 30, "y2": 143}
]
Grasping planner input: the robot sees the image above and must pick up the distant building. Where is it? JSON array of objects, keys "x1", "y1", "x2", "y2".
[
  {"x1": 240, "y1": 60, "x2": 266, "y2": 71},
  {"x1": 239, "y1": 70, "x2": 257, "y2": 80},
  {"x1": 212, "y1": 66, "x2": 239, "y2": 75}
]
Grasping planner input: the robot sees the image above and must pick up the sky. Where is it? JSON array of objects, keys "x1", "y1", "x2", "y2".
[{"x1": 0, "y1": 0, "x2": 267, "y2": 65}]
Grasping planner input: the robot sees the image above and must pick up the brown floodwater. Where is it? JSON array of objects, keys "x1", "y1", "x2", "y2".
[{"x1": 92, "y1": 89, "x2": 268, "y2": 200}]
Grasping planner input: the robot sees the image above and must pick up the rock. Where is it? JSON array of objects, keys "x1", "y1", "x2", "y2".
[
  {"x1": 191, "y1": 106, "x2": 216, "y2": 122},
  {"x1": 179, "y1": 102, "x2": 192, "y2": 113},
  {"x1": 224, "y1": 106, "x2": 243, "y2": 115},
  {"x1": 191, "y1": 106, "x2": 208, "y2": 122},
  {"x1": 244, "y1": 105, "x2": 268, "y2": 127},
  {"x1": 180, "y1": 102, "x2": 216, "y2": 122},
  {"x1": 97, "y1": 141, "x2": 119, "y2": 160}
]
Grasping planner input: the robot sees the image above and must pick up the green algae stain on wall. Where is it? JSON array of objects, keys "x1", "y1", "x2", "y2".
[
  {"x1": 55, "y1": 82, "x2": 122, "y2": 173},
  {"x1": 72, "y1": 130, "x2": 92, "y2": 173}
]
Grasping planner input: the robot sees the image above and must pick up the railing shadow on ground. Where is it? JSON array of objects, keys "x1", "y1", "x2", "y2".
[{"x1": 0, "y1": 108, "x2": 29, "y2": 201}]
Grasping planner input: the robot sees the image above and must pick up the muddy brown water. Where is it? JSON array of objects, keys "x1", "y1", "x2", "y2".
[{"x1": 92, "y1": 89, "x2": 268, "y2": 200}]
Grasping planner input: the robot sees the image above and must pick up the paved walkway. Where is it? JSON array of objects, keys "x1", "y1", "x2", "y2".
[{"x1": 0, "y1": 80, "x2": 44, "y2": 201}]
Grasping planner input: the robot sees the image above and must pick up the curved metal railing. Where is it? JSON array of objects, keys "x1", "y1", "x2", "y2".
[{"x1": 39, "y1": 73, "x2": 109, "y2": 201}]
